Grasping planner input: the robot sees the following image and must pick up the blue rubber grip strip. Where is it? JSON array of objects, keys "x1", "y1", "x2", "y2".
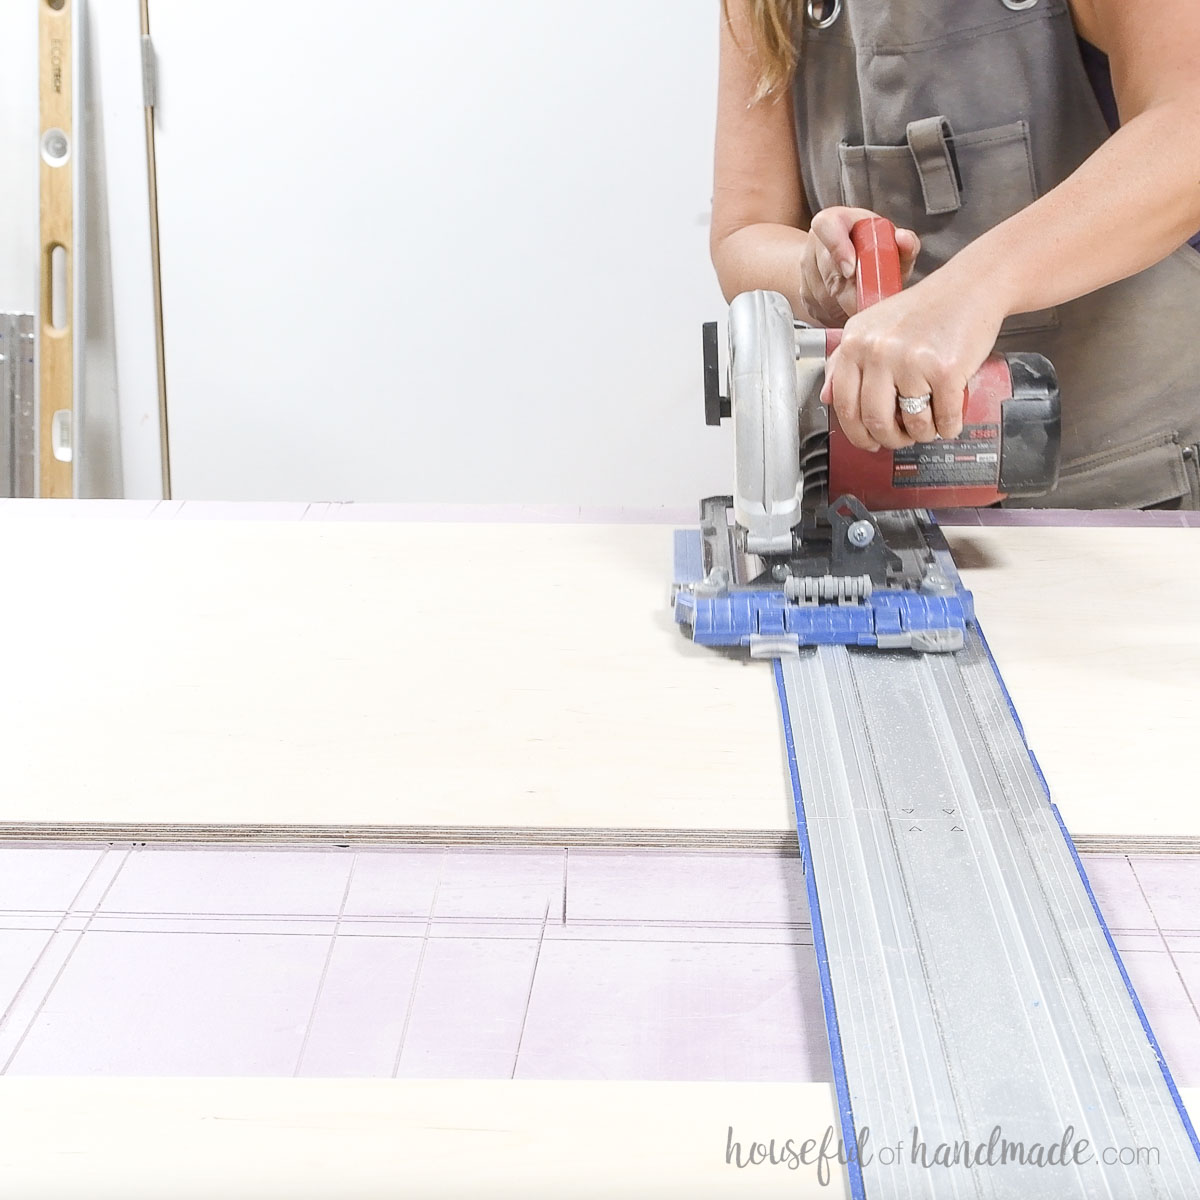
[
  {"x1": 773, "y1": 658, "x2": 867, "y2": 1200},
  {"x1": 971, "y1": 622, "x2": 1200, "y2": 1164}
]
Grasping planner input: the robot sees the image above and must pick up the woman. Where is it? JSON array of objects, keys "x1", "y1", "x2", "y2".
[{"x1": 712, "y1": 0, "x2": 1200, "y2": 507}]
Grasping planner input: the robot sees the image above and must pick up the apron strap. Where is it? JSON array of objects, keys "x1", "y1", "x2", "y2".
[{"x1": 906, "y1": 117, "x2": 963, "y2": 216}]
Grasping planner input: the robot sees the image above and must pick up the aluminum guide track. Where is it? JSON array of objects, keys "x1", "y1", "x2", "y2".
[{"x1": 778, "y1": 634, "x2": 1200, "y2": 1198}]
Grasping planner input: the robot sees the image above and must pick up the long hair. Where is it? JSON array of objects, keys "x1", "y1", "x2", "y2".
[{"x1": 723, "y1": 0, "x2": 801, "y2": 101}]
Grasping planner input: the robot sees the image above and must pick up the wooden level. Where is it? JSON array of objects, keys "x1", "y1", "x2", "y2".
[{"x1": 38, "y1": 0, "x2": 75, "y2": 498}]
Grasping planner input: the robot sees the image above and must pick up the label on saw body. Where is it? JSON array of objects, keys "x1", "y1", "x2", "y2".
[{"x1": 892, "y1": 423, "x2": 1001, "y2": 488}]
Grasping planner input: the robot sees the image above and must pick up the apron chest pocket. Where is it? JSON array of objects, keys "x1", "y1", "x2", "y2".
[{"x1": 838, "y1": 118, "x2": 1058, "y2": 335}]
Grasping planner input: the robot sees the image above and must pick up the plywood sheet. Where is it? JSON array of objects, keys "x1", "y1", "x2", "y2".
[
  {"x1": 950, "y1": 524, "x2": 1200, "y2": 837},
  {"x1": 0, "y1": 1077, "x2": 1195, "y2": 1199},
  {"x1": 0, "y1": 510, "x2": 1196, "y2": 838},
  {"x1": 0, "y1": 515, "x2": 787, "y2": 830},
  {"x1": 0, "y1": 1078, "x2": 841, "y2": 1199}
]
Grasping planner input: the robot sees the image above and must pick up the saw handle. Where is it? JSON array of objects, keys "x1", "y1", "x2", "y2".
[{"x1": 850, "y1": 218, "x2": 903, "y2": 312}]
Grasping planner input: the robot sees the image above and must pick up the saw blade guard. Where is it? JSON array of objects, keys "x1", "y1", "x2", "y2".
[{"x1": 729, "y1": 290, "x2": 804, "y2": 555}]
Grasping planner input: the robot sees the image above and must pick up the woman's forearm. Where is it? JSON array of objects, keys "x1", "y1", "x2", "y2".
[
  {"x1": 711, "y1": 222, "x2": 821, "y2": 322},
  {"x1": 947, "y1": 99, "x2": 1200, "y2": 316}
]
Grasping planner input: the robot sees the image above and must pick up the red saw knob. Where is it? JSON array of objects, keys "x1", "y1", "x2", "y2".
[{"x1": 850, "y1": 217, "x2": 903, "y2": 311}]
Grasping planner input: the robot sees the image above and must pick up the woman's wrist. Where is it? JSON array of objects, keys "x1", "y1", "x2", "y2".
[{"x1": 933, "y1": 234, "x2": 1027, "y2": 325}]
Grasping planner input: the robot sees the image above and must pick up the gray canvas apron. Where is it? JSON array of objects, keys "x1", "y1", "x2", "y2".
[{"x1": 792, "y1": 0, "x2": 1200, "y2": 507}]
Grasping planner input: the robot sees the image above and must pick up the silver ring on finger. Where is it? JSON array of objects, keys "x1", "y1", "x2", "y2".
[{"x1": 896, "y1": 392, "x2": 932, "y2": 415}]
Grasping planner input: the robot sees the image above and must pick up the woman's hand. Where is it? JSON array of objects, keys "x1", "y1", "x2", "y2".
[
  {"x1": 801, "y1": 207, "x2": 922, "y2": 327},
  {"x1": 820, "y1": 264, "x2": 1010, "y2": 450}
]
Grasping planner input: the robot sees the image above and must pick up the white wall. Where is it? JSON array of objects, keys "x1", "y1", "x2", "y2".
[
  {"x1": 2, "y1": 2, "x2": 733, "y2": 507},
  {"x1": 151, "y1": 0, "x2": 733, "y2": 506}
]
